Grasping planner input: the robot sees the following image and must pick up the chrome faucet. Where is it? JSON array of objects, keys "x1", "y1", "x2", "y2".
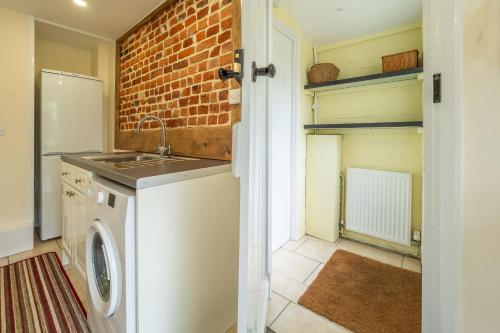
[{"x1": 136, "y1": 115, "x2": 171, "y2": 158}]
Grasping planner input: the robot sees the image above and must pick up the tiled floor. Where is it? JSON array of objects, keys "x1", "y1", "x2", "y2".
[
  {"x1": 0, "y1": 235, "x2": 88, "y2": 310},
  {"x1": 268, "y1": 236, "x2": 421, "y2": 333}
]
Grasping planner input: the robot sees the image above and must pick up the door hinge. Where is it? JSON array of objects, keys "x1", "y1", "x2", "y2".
[{"x1": 433, "y1": 73, "x2": 441, "y2": 103}]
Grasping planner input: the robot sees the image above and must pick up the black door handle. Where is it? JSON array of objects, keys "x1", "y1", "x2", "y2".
[{"x1": 252, "y1": 62, "x2": 276, "y2": 82}]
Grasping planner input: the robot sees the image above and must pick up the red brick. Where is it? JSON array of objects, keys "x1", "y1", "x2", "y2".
[
  {"x1": 221, "y1": 4, "x2": 232, "y2": 19},
  {"x1": 218, "y1": 112, "x2": 229, "y2": 124},
  {"x1": 196, "y1": 36, "x2": 217, "y2": 52},
  {"x1": 183, "y1": 37, "x2": 193, "y2": 48},
  {"x1": 221, "y1": 17, "x2": 232, "y2": 30},
  {"x1": 197, "y1": 115, "x2": 207, "y2": 125},
  {"x1": 178, "y1": 46, "x2": 194, "y2": 59},
  {"x1": 189, "y1": 50, "x2": 209, "y2": 65},
  {"x1": 218, "y1": 30, "x2": 231, "y2": 44},
  {"x1": 170, "y1": 22, "x2": 184, "y2": 36},
  {"x1": 197, "y1": 7, "x2": 209, "y2": 20},
  {"x1": 208, "y1": 12, "x2": 220, "y2": 26},
  {"x1": 118, "y1": 0, "x2": 233, "y2": 132},
  {"x1": 208, "y1": 115, "x2": 217, "y2": 125},
  {"x1": 198, "y1": 105, "x2": 209, "y2": 114},
  {"x1": 206, "y1": 24, "x2": 220, "y2": 38},
  {"x1": 210, "y1": 104, "x2": 220, "y2": 113},
  {"x1": 220, "y1": 52, "x2": 233, "y2": 66}
]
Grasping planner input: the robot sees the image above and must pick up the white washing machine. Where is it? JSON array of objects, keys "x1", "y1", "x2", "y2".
[{"x1": 86, "y1": 176, "x2": 136, "y2": 333}]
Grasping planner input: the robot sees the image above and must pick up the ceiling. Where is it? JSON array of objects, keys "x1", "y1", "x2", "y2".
[
  {"x1": 279, "y1": 0, "x2": 422, "y2": 46},
  {"x1": 0, "y1": 0, "x2": 165, "y2": 40}
]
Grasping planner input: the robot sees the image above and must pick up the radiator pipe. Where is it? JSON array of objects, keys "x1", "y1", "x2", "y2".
[{"x1": 339, "y1": 173, "x2": 345, "y2": 232}]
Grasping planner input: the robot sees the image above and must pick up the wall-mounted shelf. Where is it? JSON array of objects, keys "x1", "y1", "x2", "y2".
[
  {"x1": 304, "y1": 121, "x2": 423, "y2": 130},
  {"x1": 304, "y1": 67, "x2": 423, "y2": 92}
]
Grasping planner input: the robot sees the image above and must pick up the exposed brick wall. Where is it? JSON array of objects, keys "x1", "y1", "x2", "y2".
[{"x1": 118, "y1": 0, "x2": 235, "y2": 131}]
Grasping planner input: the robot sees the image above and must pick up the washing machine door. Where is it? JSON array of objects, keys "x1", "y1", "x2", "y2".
[{"x1": 86, "y1": 219, "x2": 121, "y2": 318}]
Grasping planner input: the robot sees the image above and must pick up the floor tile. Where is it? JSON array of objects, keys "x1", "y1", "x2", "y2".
[
  {"x1": 336, "y1": 239, "x2": 403, "y2": 267},
  {"x1": 0, "y1": 257, "x2": 8, "y2": 267},
  {"x1": 304, "y1": 263, "x2": 325, "y2": 286},
  {"x1": 273, "y1": 249, "x2": 320, "y2": 282},
  {"x1": 271, "y1": 271, "x2": 307, "y2": 303},
  {"x1": 360, "y1": 245, "x2": 403, "y2": 267},
  {"x1": 336, "y1": 239, "x2": 370, "y2": 256},
  {"x1": 402, "y1": 256, "x2": 421, "y2": 273},
  {"x1": 270, "y1": 303, "x2": 349, "y2": 333},
  {"x1": 282, "y1": 236, "x2": 309, "y2": 251},
  {"x1": 8, "y1": 237, "x2": 61, "y2": 264},
  {"x1": 267, "y1": 292, "x2": 290, "y2": 326},
  {"x1": 295, "y1": 237, "x2": 337, "y2": 263}
]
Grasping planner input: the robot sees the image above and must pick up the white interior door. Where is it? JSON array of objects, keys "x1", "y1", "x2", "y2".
[
  {"x1": 270, "y1": 25, "x2": 293, "y2": 252},
  {"x1": 237, "y1": 0, "x2": 272, "y2": 332}
]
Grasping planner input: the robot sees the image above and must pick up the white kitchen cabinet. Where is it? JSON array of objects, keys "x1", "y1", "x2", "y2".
[
  {"x1": 73, "y1": 190, "x2": 88, "y2": 280},
  {"x1": 61, "y1": 183, "x2": 74, "y2": 264},
  {"x1": 61, "y1": 162, "x2": 92, "y2": 286}
]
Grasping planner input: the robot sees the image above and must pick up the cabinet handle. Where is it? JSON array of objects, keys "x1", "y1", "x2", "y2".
[
  {"x1": 74, "y1": 179, "x2": 82, "y2": 184},
  {"x1": 62, "y1": 172, "x2": 69, "y2": 176}
]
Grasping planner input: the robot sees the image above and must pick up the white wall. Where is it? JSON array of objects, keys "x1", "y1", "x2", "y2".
[
  {"x1": 461, "y1": 0, "x2": 500, "y2": 331},
  {"x1": 0, "y1": 7, "x2": 34, "y2": 256}
]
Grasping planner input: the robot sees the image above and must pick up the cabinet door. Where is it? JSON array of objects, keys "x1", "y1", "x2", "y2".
[
  {"x1": 61, "y1": 183, "x2": 73, "y2": 259},
  {"x1": 73, "y1": 190, "x2": 88, "y2": 282}
]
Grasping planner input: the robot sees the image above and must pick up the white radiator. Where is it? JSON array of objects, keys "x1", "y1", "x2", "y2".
[{"x1": 345, "y1": 168, "x2": 412, "y2": 246}]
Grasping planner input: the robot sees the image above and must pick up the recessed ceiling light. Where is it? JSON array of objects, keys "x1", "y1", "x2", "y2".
[
  {"x1": 73, "y1": 0, "x2": 87, "y2": 7},
  {"x1": 336, "y1": 7, "x2": 344, "y2": 12}
]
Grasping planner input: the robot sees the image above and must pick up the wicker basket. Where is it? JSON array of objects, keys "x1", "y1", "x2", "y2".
[
  {"x1": 382, "y1": 49, "x2": 419, "y2": 73},
  {"x1": 308, "y1": 63, "x2": 340, "y2": 84}
]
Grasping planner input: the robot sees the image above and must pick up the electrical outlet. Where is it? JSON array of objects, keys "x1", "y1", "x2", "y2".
[
  {"x1": 0, "y1": 126, "x2": 5, "y2": 136},
  {"x1": 413, "y1": 230, "x2": 421, "y2": 242}
]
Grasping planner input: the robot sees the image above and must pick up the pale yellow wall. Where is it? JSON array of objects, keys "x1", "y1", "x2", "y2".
[
  {"x1": 273, "y1": 6, "x2": 314, "y2": 238},
  {"x1": 318, "y1": 23, "x2": 423, "y2": 79},
  {"x1": 316, "y1": 24, "x2": 423, "y2": 254},
  {"x1": 461, "y1": 0, "x2": 500, "y2": 330},
  {"x1": 35, "y1": 39, "x2": 93, "y2": 76},
  {"x1": 0, "y1": 8, "x2": 33, "y2": 231},
  {"x1": 94, "y1": 40, "x2": 116, "y2": 152}
]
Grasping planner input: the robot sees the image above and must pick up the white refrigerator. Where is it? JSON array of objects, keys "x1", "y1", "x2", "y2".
[{"x1": 36, "y1": 70, "x2": 103, "y2": 240}]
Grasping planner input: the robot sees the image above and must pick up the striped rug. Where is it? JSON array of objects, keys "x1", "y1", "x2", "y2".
[{"x1": 0, "y1": 252, "x2": 89, "y2": 333}]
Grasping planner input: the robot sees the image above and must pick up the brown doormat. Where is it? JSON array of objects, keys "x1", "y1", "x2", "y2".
[
  {"x1": 298, "y1": 250, "x2": 421, "y2": 333},
  {"x1": 0, "y1": 252, "x2": 89, "y2": 332}
]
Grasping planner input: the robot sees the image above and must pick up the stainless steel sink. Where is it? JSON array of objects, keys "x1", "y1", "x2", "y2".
[
  {"x1": 89, "y1": 155, "x2": 158, "y2": 163},
  {"x1": 83, "y1": 153, "x2": 197, "y2": 169}
]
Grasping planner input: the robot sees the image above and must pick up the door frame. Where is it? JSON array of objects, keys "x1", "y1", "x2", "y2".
[
  {"x1": 270, "y1": 18, "x2": 301, "y2": 242},
  {"x1": 241, "y1": 0, "x2": 464, "y2": 332},
  {"x1": 422, "y1": 0, "x2": 463, "y2": 331}
]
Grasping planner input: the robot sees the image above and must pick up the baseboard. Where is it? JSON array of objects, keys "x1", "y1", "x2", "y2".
[{"x1": 0, "y1": 223, "x2": 33, "y2": 258}]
